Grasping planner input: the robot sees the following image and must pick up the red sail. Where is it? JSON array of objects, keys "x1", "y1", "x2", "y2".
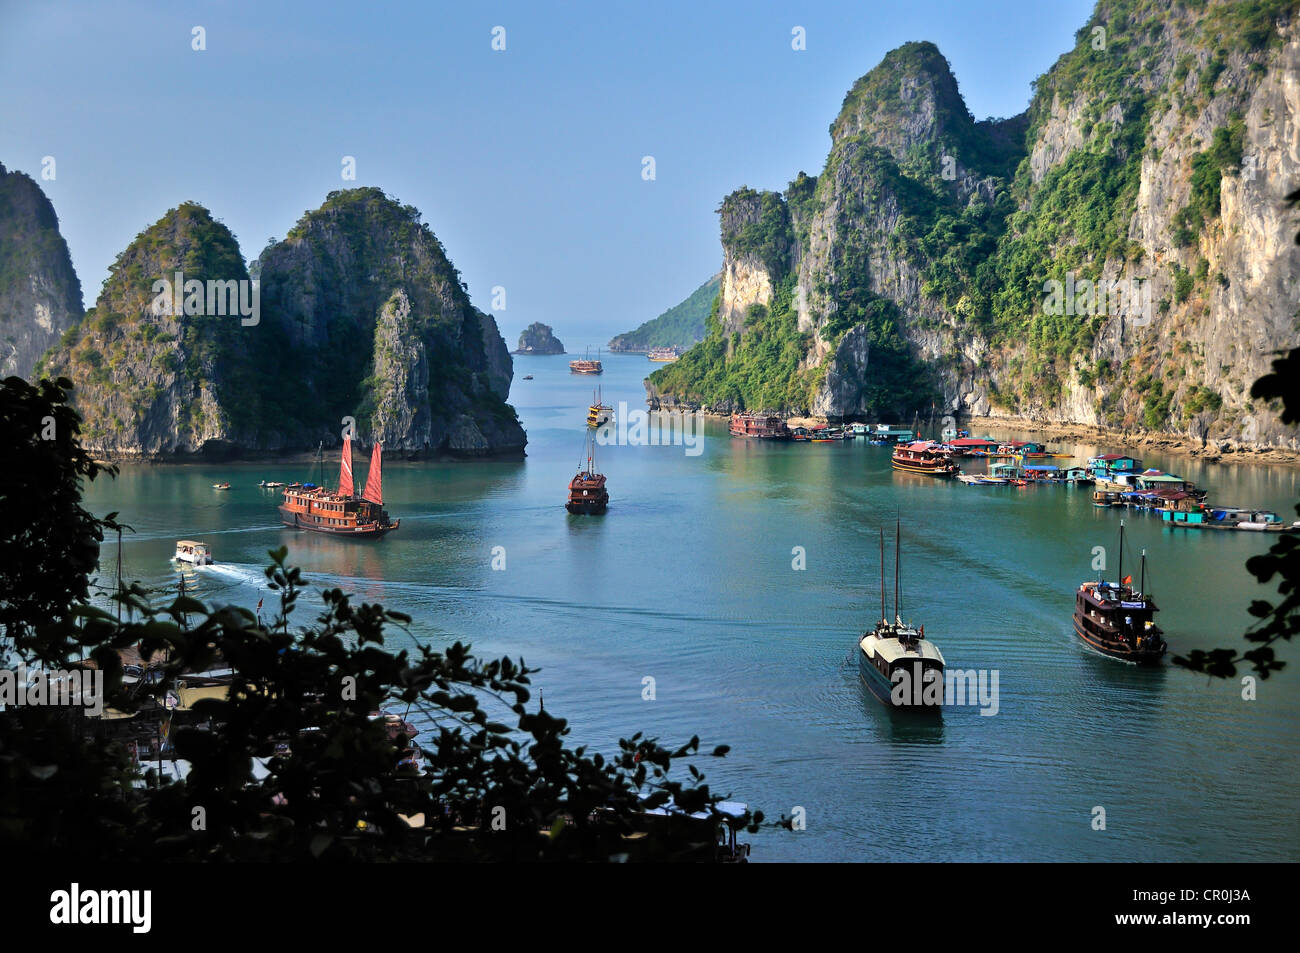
[
  {"x1": 339, "y1": 436, "x2": 354, "y2": 497},
  {"x1": 363, "y1": 442, "x2": 383, "y2": 505}
]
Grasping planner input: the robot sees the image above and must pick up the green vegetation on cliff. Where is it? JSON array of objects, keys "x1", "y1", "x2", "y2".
[
  {"x1": 651, "y1": 276, "x2": 815, "y2": 412},
  {"x1": 653, "y1": 2, "x2": 1296, "y2": 432},
  {"x1": 609, "y1": 274, "x2": 720, "y2": 351},
  {"x1": 37, "y1": 188, "x2": 524, "y2": 456}
]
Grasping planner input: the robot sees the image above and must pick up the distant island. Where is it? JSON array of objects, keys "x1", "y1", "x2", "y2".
[
  {"x1": 608, "y1": 274, "x2": 719, "y2": 352},
  {"x1": 514, "y1": 322, "x2": 565, "y2": 355}
]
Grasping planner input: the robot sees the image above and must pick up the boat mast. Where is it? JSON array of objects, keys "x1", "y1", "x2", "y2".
[
  {"x1": 1118, "y1": 519, "x2": 1124, "y2": 591},
  {"x1": 1139, "y1": 549, "x2": 1146, "y2": 600},
  {"x1": 879, "y1": 527, "x2": 886, "y2": 624},
  {"x1": 315, "y1": 440, "x2": 324, "y2": 486},
  {"x1": 894, "y1": 517, "x2": 900, "y2": 625}
]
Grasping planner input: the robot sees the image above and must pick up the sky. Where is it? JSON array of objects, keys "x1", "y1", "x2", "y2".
[{"x1": 1, "y1": 0, "x2": 1095, "y2": 348}]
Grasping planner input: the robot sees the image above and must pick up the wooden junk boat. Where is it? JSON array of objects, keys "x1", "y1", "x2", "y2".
[
  {"x1": 566, "y1": 430, "x2": 609, "y2": 515},
  {"x1": 859, "y1": 521, "x2": 945, "y2": 710},
  {"x1": 728, "y1": 413, "x2": 790, "y2": 440},
  {"x1": 569, "y1": 347, "x2": 604, "y2": 375},
  {"x1": 891, "y1": 441, "x2": 960, "y2": 476},
  {"x1": 1072, "y1": 520, "x2": 1166, "y2": 663},
  {"x1": 279, "y1": 438, "x2": 399, "y2": 537},
  {"x1": 587, "y1": 385, "x2": 613, "y2": 428}
]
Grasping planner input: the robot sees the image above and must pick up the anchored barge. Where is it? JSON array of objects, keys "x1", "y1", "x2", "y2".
[
  {"x1": 729, "y1": 413, "x2": 790, "y2": 440},
  {"x1": 279, "y1": 438, "x2": 399, "y2": 537},
  {"x1": 891, "y1": 441, "x2": 960, "y2": 476},
  {"x1": 1072, "y1": 521, "x2": 1166, "y2": 663},
  {"x1": 569, "y1": 347, "x2": 604, "y2": 375}
]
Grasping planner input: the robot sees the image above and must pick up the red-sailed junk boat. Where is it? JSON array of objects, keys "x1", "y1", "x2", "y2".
[
  {"x1": 891, "y1": 441, "x2": 960, "y2": 476},
  {"x1": 729, "y1": 413, "x2": 790, "y2": 439},
  {"x1": 566, "y1": 430, "x2": 608, "y2": 514},
  {"x1": 279, "y1": 437, "x2": 399, "y2": 537}
]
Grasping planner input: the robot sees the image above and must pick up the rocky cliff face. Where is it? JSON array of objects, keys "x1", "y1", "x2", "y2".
[
  {"x1": 0, "y1": 163, "x2": 82, "y2": 379},
  {"x1": 39, "y1": 202, "x2": 259, "y2": 455},
  {"x1": 257, "y1": 188, "x2": 524, "y2": 458},
  {"x1": 513, "y1": 321, "x2": 565, "y2": 354},
  {"x1": 651, "y1": 2, "x2": 1300, "y2": 450},
  {"x1": 40, "y1": 188, "x2": 525, "y2": 458}
]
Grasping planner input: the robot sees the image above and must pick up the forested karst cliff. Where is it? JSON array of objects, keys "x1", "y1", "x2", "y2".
[
  {"x1": 0, "y1": 163, "x2": 82, "y2": 379},
  {"x1": 36, "y1": 188, "x2": 525, "y2": 458},
  {"x1": 651, "y1": 0, "x2": 1300, "y2": 449}
]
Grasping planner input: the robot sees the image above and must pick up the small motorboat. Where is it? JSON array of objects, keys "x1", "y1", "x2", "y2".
[
  {"x1": 522, "y1": 375, "x2": 534, "y2": 380},
  {"x1": 174, "y1": 540, "x2": 213, "y2": 565},
  {"x1": 212, "y1": 482, "x2": 231, "y2": 490}
]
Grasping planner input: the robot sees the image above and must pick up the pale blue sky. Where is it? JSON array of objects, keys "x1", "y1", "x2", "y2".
[{"x1": 2, "y1": 0, "x2": 1094, "y2": 347}]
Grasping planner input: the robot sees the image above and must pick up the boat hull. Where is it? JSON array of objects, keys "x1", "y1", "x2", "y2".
[
  {"x1": 891, "y1": 460, "x2": 957, "y2": 476},
  {"x1": 1071, "y1": 615, "x2": 1164, "y2": 664},
  {"x1": 857, "y1": 646, "x2": 943, "y2": 712},
  {"x1": 278, "y1": 507, "x2": 399, "y2": 537},
  {"x1": 565, "y1": 496, "x2": 608, "y2": 515}
]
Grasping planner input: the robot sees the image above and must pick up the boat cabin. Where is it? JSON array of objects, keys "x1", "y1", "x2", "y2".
[
  {"x1": 173, "y1": 540, "x2": 213, "y2": 565},
  {"x1": 1088, "y1": 453, "x2": 1142, "y2": 475},
  {"x1": 945, "y1": 437, "x2": 999, "y2": 455},
  {"x1": 1134, "y1": 470, "x2": 1189, "y2": 492},
  {"x1": 729, "y1": 413, "x2": 790, "y2": 439}
]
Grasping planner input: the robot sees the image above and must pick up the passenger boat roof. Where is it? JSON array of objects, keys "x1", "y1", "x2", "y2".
[
  {"x1": 175, "y1": 540, "x2": 208, "y2": 547},
  {"x1": 861, "y1": 632, "x2": 946, "y2": 665},
  {"x1": 1023, "y1": 464, "x2": 1059, "y2": 471}
]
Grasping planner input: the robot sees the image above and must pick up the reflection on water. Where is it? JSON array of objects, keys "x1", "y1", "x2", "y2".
[{"x1": 81, "y1": 353, "x2": 1300, "y2": 862}]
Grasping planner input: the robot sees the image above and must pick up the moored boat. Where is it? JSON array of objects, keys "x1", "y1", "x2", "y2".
[
  {"x1": 647, "y1": 346, "x2": 681, "y2": 362},
  {"x1": 729, "y1": 413, "x2": 790, "y2": 440},
  {"x1": 278, "y1": 438, "x2": 399, "y2": 537},
  {"x1": 891, "y1": 441, "x2": 959, "y2": 476},
  {"x1": 1072, "y1": 520, "x2": 1166, "y2": 663},
  {"x1": 858, "y1": 522, "x2": 945, "y2": 710},
  {"x1": 569, "y1": 347, "x2": 604, "y2": 374}
]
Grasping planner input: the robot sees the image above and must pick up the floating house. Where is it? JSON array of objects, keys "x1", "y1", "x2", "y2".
[
  {"x1": 1022, "y1": 464, "x2": 1062, "y2": 482},
  {"x1": 946, "y1": 437, "x2": 1000, "y2": 455},
  {"x1": 1088, "y1": 453, "x2": 1142, "y2": 476}
]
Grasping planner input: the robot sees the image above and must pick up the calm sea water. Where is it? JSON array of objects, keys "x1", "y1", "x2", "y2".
[{"x1": 83, "y1": 353, "x2": 1300, "y2": 861}]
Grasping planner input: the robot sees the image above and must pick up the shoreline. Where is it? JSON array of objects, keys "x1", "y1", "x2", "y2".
[{"x1": 705, "y1": 410, "x2": 1300, "y2": 467}]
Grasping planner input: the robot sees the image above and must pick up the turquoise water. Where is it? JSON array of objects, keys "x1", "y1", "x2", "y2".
[{"x1": 84, "y1": 354, "x2": 1300, "y2": 861}]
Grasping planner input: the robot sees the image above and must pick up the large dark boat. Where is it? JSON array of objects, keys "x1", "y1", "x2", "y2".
[
  {"x1": 728, "y1": 413, "x2": 790, "y2": 439},
  {"x1": 566, "y1": 430, "x2": 609, "y2": 515},
  {"x1": 1072, "y1": 520, "x2": 1166, "y2": 663},
  {"x1": 858, "y1": 521, "x2": 946, "y2": 710},
  {"x1": 891, "y1": 441, "x2": 960, "y2": 476},
  {"x1": 278, "y1": 438, "x2": 399, "y2": 537}
]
